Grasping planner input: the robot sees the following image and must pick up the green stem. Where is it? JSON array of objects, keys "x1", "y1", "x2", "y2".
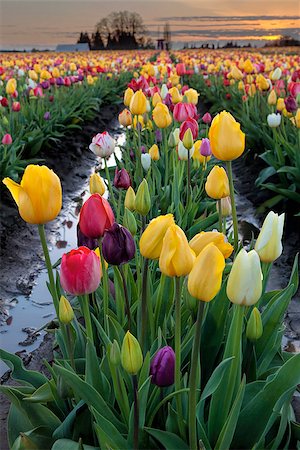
[
  {"x1": 140, "y1": 258, "x2": 149, "y2": 352},
  {"x1": 81, "y1": 294, "x2": 94, "y2": 344},
  {"x1": 226, "y1": 161, "x2": 239, "y2": 254},
  {"x1": 104, "y1": 159, "x2": 118, "y2": 213},
  {"x1": 66, "y1": 324, "x2": 75, "y2": 370},
  {"x1": 163, "y1": 128, "x2": 169, "y2": 188},
  {"x1": 119, "y1": 264, "x2": 132, "y2": 329},
  {"x1": 217, "y1": 199, "x2": 223, "y2": 233},
  {"x1": 174, "y1": 277, "x2": 185, "y2": 439},
  {"x1": 38, "y1": 224, "x2": 59, "y2": 315},
  {"x1": 189, "y1": 301, "x2": 205, "y2": 450},
  {"x1": 98, "y1": 239, "x2": 109, "y2": 333},
  {"x1": 187, "y1": 150, "x2": 191, "y2": 206},
  {"x1": 133, "y1": 375, "x2": 139, "y2": 450}
]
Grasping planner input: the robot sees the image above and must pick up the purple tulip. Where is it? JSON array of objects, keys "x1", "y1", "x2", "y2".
[
  {"x1": 43, "y1": 111, "x2": 51, "y2": 121},
  {"x1": 114, "y1": 168, "x2": 131, "y2": 189},
  {"x1": 155, "y1": 129, "x2": 162, "y2": 143},
  {"x1": 41, "y1": 81, "x2": 50, "y2": 90},
  {"x1": 200, "y1": 138, "x2": 212, "y2": 157},
  {"x1": 77, "y1": 224, "x2": 98, "y2": 250},
  {"x1": 140, "y1": 145, "x2": 146, "y2": 154},
  {"x1": 150, "y1": 346, "x2": 175, "y2": 387},
  {"x1": 284, "y1": 96, "x2": 297, "y2": 113},
  {"x1": 56, "y1": 77, "x2": 64, "y2": 86},
  {"x1": 163, "y1": 93, "x2": 172, "y2": 108},
  {"x1": 102, "y1": 223, "x2": 135, "y2": 265},
  {"x1": 130, "y1": 150, "x2": 135, "y2": 160}
]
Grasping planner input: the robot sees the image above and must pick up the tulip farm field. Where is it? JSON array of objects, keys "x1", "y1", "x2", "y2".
[{"x1": 0, "y1": 49, "x2": 300, "y2": 450}]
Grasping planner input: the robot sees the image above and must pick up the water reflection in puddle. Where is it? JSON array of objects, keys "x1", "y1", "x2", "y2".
[{"x1": 0, "y1": 131, "x2": 125, "y2": 376}]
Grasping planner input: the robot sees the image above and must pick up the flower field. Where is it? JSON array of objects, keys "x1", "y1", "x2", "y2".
[{"x1": 0, "y1": 49, "x2": 300, "y2": 450}]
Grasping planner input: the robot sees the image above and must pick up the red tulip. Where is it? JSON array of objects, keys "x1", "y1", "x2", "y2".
[
  {"x1": 176, "y1": 63, "x2": 186, "y2": 76},
  {"x1": 12, "y1": 101, "x2": 20, "y2": 112},
  {"x1": 60, "y1": 246, "x2": 101, "y2": 295},
  {"x1": 179, "y1": 117, "x2": 199, "y2": 141},
  {"x1": 79, "y1": 193, "x2": 114, "y2": 239},
  {"x1": 1, "y1": 97, "x2": 9, "y2": 107}
]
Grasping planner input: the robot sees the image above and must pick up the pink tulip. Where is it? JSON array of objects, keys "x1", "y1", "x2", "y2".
[
  {"x1": 12, "y1": 101, "x2": 20, "y2": 112},
  {"x1": 60, "y1": 246, "x2": 101, "y2": 295},
  {"x1": 173, "y1": 103, "x2": 197, "y2": 122},
  {"x1": 179, "y1": 117, "x2": 199, "y2": 141},
  {"x1": 2, "y1": 134, "x2": 12, "y2": 145}
]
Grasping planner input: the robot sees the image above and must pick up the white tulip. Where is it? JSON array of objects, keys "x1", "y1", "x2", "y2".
[
  {"x1": 271, "y1": 67, "x2": 282, "y2": 81},
  {"x1": 160, "y1": 84, "x2": 169, "y2": 100},
  {"x1": 141, "y1": 153, "x2": 151, "y2": 171},
  {"x1": 255, "y1": 211, "x2": 285, "y2": 263},
  {"x1": 267, "y1": 113, "x2": 281, "y2": 128},
  {"x1": 178, "y1": 141, "x2": 195, "y2": 160},
  {"x1": 89, "y1": 131, "x2": 115, "y2": 158}
]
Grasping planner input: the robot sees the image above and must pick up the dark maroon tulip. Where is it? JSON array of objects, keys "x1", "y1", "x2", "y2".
[
  {"x1": 77, "y1": 224, "x2": 98, "y2": 250},
  {"x1": 114, "y1": 168, "x2": 131, "y2": 189},
  {"x1": 102, "y1": 223, "x2": 135, "y2": 265},
  {"x1": 150, "y1": 346, "x2": 175, "y2": 387},
  {"x1": 284, "y1": 96, "x2": 297, "y2": 113}
]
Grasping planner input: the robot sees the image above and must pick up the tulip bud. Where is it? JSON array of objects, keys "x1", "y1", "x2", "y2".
[
  {"x1": 182, "y1": 128, "x2": 194, "y2": 150},
  {"x1": 109, "y1": 339, "x2": 121, "y2": 365},
  {"x1": 123, "y1": 207, "x2": 137, "y2": 236},
  {"x1": 267, "y1": 113, "x2": 281, "y2": 128},
  {"x1": 254, "y1": 211, "x2": 284, "y2": 263},
  {"x1": 59, "y1": 295, "x2": 74, "y2": 324},
  {"x1": 114, "y1": 168, "x2": 131, "y2": 189},
  {"x1": 149, "y1": 144, "x2": 160, "y2": 161},
  {"x1": 129, "y1": 90, "x2": 147, "y2": 115},
  {"x1": 140, "y1": 213, "x2": 175, "y2": 259},
  {"x1": 102, "y1": 222, "x2": 135, "y2": 265},
  {"x1": 267, "y1": 90, "x2": 277, "y2": 105},
  {"x1": 118, "y1": 109, "x2": 132, "y2": 127},
  {"x1": 168, "y1": 130, "x2": 177, "y2": 148},
  {"x1": 202, "y1": 112, "x2": 212, "y2": 124},
  {"x1": 209, "y1": 111, "x2": 245, "y2": 161},
  {"x1": 271, "y1": 67, "x2": 282, "y2": 81},
  {"x1": 79, "y1": 194, "x2": 114, "y2": 239},
  {"x1": 124, "y1": 186, "x2": 136, "y2": 211},
  {"x1": 246, "y1": 307, "x2": 263, "y2": 342},
  {"x1": 141, "y1": 153, "x2": 151, "y2": 171},
  {"x1": 150, "y1": 346, "x2": 175, "y2": 387},
  {"x1": 205, "y1": 166, "x2": 230, "y2": 199},
  {"x1": 217, "y1": 196, "x2": 232, "y2": 217},
  {"x1": 124, "y1": 87, "x2": 134, "y2": 107},
  {"x1": 2, "y1": 133, "x2": 12, "y2": 145},
  {"x1": 295, "y1": 108, "x2": 300, "y2": 128},
  {"x1": 153, "y1": 102, "x2": 172, "y2": 128},
  {"x1": 200, "y1": 138, "x2": 212, "y2": 157},
  {"x1": 184, "y1": 88, "x2": 199, "y2": 105},
  {"x1": 135, "y1": 179, "x2": 151, "y2": 216},
  {"x1": 178, "y1": 141, "x2": 194, "y2": 160},
  {"x1": 227, "y1": 249, "x2": 262, "y2": 306},
  {"x1": 121, "y1": 331, "x2": 143, "y2": 375},
  {"x1": 277, "y1": 98, "x2": 285, "y2": 111},
  {"x1": 89, "y1": 173, "x2": 106, "y2": 195},
  {"x1": 160, "y1": 83, "x2": 169, "y2": 100}
]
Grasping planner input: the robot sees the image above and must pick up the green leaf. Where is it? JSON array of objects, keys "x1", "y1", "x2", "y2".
[
  {"x1": 23, "y1": 381, "x2": 55, "y2": 403},
  {"x1": 52, "y1": 439, "x2": 99, "y2": 450},
  {"x1": 0, "y1": 349, "x2": 47, "y2": 388},
  {"x1": 92, "y1": 408, "x2": 129, "y2": 450},
  {"x1": 53, "y1": 401, "x2": 86, "y2": 440},
  {"x1": 145, "y1": 427, "x2": 189, "y2": 449}
]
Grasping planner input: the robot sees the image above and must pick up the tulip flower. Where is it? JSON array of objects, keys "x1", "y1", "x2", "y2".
[
  {"x1": 79, "y1": 193, "x2": 114, "y2": 239},
  {"x1": 124, "y1": 186, "x2": 136, "y2": 211},
  {"x1": 217, "y1": 196, "x2": 232, "y2": 217},
  {"x1": 271, "y1": 67, "x2": 282, "y2": 81},
  {"x1": 135, "y1": 179, "x2": 151, "y2": 216},
  {"x1": 188, "y1": 243, "x2": 225, "y2": 302},
  {"x1": 179, "y1": 117, "x2": 199, "y2": 141},
  {"x1": 150, "y1": 346, "x2": 175, "y2": 387},
  {"x1": 2, "y1": 133, "x2": 12, "y2": 145},
  {"x1": 200, "y1": 138, "x2": 212, "y2": 157},
  {"x1": 152, "y1": 92, "x2": 162, "y2": 107},
  {"x1": 267, "y1": 90, "x2": 277, "y2": 105},
  {"x1": 6, "y1": 78, "x2": 17, "y2": 95},
  {"x1": 182, "y1": 128, "x2": 194, "y2": 150},
  {"x1": 277, "y1": 98, "x2": 285, "y2": 112},
  {"x1": 60, "y1": 246, "x2": 101, "y2": 296},
  {"x1": 168, "y1": 87, "x2": 182, "y2": 104},
  {"x1": 124, "y1": 87, "x2": 134, "y2": 107},
  {"x1": 12, "y1": 101, "x2": 20, "y2": 112},
  {"x1": 227, "y1": 249, "x2": 262, "y2": 306},
  {"x1": 121, "y1": 331, "x2": 143, "y2": 375},
  {"x1": 77, "y1": 224, "x2": 98, "y2": 250},
  {"x1": 254, "y1": 211, "x2": 284, "y2": 263},
  {"x1": 295, "y1": 108, "x2": 300, "y2": 128},
  {"x1": 205, "y1": 166, "x2": 230, "y2": 199},
  {"x1": 246, "y1": 307, "x2": 263, "y2": 342},
  {"x1": 129, "y1": 90, "x2": 147, "y2": 115},
  {"x1": 178, "y1": 140, "x2": 194, "y2": 160},
  {"x1": 267, "y1": 113, "x2": 281, "y2": 128},
  {"x1": 159, "y1": 224, "x2": 195, "y2": 277},
  {"x1": 43, "y1": 111, "x2": 51, "y2": 120},
  {"x1": 149, "y1": 144, "x2": 160, "y2": 161},
  {"x1": 118, "y1": 109, "x2": 132, "y2": 127},
  {"x1": 284, "y1": 96, "x2": 297, "y2": 113},
  {"x1": 89, "y1": 131, "x2": 115, "y2": 158},
  {"x1": 89, "y1": 173, "x2": 106, "y2": 195},
  {"x1": 3, "y1": 164, "x2": 62, "y2": 224},
  {"x1": 102, "y1": 223, "x2": 135, "y2": 265},
  {"x1": 184, "y1": 88, "x2": 199, "y2": 105},
  {"x1": 209, "y1": 111, "x2": 245, "y2": 161},
  {"x1": 114, "y1": 168, "x2": 131, "y2": 189},
  {"x1": 152, "y1": 102, "x2": 172, "y2": 128},
  {"x1": 202, "y1": 112, "x2": 212, "y2": 124},
  {"x1": 140, "y1": 213, "x2": 175, "y2": 259},
  {"x1": 59, "y1": 296, "x2": 74, "y2": 324},
  {"x1": 141, "y1": 153, "x2": 151, "y2": 171},
  {"x1": 189, "y1": 231, "x2": 233, "y2": 259},
  {"x1": 160, "y1": 83, "x2": 169, "y2": 100},
  {"x1": 173, "y1": 102, "x2": 197, "y2": 122}
]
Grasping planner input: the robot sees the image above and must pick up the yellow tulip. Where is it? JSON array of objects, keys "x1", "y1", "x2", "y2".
[
  {"x1": 152, "y1": 92, "x2": 162, "y2": 107},
  {"x1": 124, "y1": 186, "x2": 136, "y2": 211},
  {"x1": 249, "y1": 83, "x2": 256, "y2": 97},
  {"x1": 152, "y1": 102, "x2": 172, "y2": 128},
  {"x1": 244, "y1": 59, "x2": 254, "y2": 74},
  {"x1": 268, "y1": 90, "x2": 277, "y2": 106},
  {"x1": 159, "y1": 224, "x2": 195, "y2": 277},
  {"x1": 295, "y1": 108, "x2": 300, "y2": 128},
  {"x1": 149, "y1": 144, "x2": 160, "y2": 161},
  {"x1": 89, "y1": 173, "x2": 106, "y2": 196},
  {"x1": 3, "y1": 164, "x2": 62, "y2": 224},
  {"x1": 257, "y1": 74, "x2": 270, "y2": 91},
  {"x1": 140, "y1": 214, "x2": 175, "y2": 259},
  {"x1": 59, "y1": 296, "x2": 74, "y2": 324},
  {"x1": 209, "y1": 111, "x2": 245, "y2": 161},
  {"x1": 188, "y1": 243, "x2": 225, "y2": 302},
  {"x1": 205, "y1": 166, "x2": 230, "y2": 199},
  {"x1": 52, "y1": 67, "x2": 60, "y2": 78},
  {"x1": 121, "y1": 331, "x2": 143, "y2": 375},
  {"x1": 124, "y1": 87, "x2": 134, "y2": 107},
  {"x1": 118, "y1": 109, "x2": 132, "y2": 127},
  {"x1": 168, "y1": 87, "x2": 182, "y2": 104},
  {"x1": 133, "y1": 114, "x2": 145, "y2": 129},
  {"x1": 129, "y1": 90, "x2": 147, "y2": 115},
  {"x1": 254, "y1": 211, "x2": 284, "y2": 263},
  {"x1": 229, "y1": 66, "x2": 243, "y2": 80},
  {"x1": 227, "y1": 249, "x2": 262, "y2": 306},
  {"x1": 189, "y1": 231, "x2": 233, "y2": 259},
  {"x1": 184, "y1": 88, "x2": 199, "y2": 105},
  {"x1": 5, "y1": 78, "x2": 17, "y2": 95}
]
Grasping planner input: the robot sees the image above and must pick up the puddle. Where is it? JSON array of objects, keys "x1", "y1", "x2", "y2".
[{"x1": 0, "y1": 131, "x2": 125, "y2": 376}]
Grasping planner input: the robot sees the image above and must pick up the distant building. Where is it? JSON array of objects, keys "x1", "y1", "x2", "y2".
[
  {"x1": 55, "y1": 43, "x2": 90, "y2": 52},
  {"x1": 156, "y1": 23, "x2": 171, "y2": 50}
]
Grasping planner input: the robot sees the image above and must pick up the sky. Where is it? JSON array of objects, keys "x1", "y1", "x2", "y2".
[{"x1": 0, "y1": 0, "x2": 299, "y2": 50}]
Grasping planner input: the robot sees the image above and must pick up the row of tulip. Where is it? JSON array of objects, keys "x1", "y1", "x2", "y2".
[{"x1": 1, "y1": 63, "x2": 299, "y2": 450}]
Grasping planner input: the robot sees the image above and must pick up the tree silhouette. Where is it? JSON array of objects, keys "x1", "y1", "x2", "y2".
[{"x1": 77, "y1": 32, "x2": 91, "y2": 49}]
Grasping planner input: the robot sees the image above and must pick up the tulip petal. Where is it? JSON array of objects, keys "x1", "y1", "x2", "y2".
[{"x1": 2, "y1": 177, "x2": 21, "y2": 206}]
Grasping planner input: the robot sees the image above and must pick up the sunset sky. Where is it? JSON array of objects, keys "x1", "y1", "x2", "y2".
[{"x1": 1, "y1": 0, "x2": 299, "y2": 50}]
